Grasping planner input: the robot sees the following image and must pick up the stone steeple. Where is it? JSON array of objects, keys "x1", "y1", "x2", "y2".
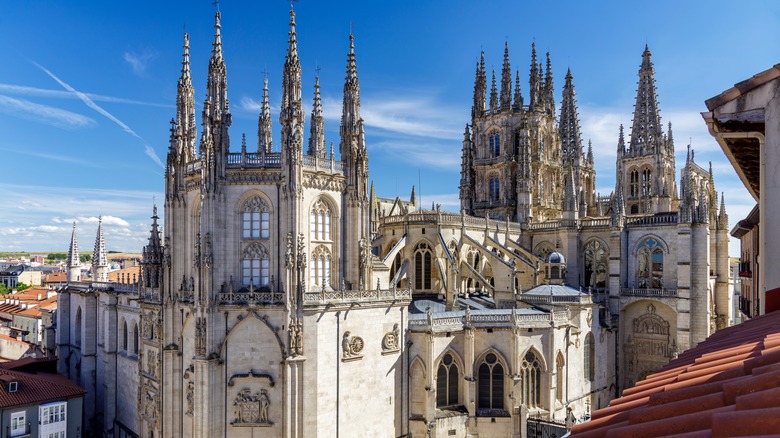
[
  {"x1": 513, "y1": 70, "x2": 523, "y2": 109},
  {"x1": 628, "y1": 45, "x2": 664, "y2": 156},
  {"x1": 141, "y1": 205, "x2": 163, "y2": 289},
  {"x1": 559, "y1": 68, "x2": 583, "y2": 167},
  {"x1": 200, "y1": 11, "x2": 232, "y2": 184},
  {"x1": 489, "y1": 70, "x2": 498, "y2": 112},
  {"x1": 177, "y1": 33, "x2": 196, "y2": 163},
  {"x1": 529, "y1": 42, "x2": 540, "y2": 110},
  {"x1": 543, "y1": 52, "x2": 555, "y2": 115},
  {"x1": 308, "y1": 74, "x2": 326, "y2": 157},
  {"x1": 460, "y1": 124, "x2": 474, "y2": 213},
  {"x1": 339, "y1": 33, "x2": 364, "y2": 167},
  {"x1": 92, "y1": 217, "x2": 109, "y2": 282},
  {"x1": 67, "y1": 222, "x2": 81, "y2": 283},
  {"x1": 500, "y1": 42, "x2": 512, "y2": 111},
  {"x1": 472, "y1": 51, "x2": 486, "y2": 120},
  {"x1": 258, "y1": 77, "x2": 273, "y2": 153},
  {"x1": 280, "y1": 7, "x2": 304, "y2": 163}
]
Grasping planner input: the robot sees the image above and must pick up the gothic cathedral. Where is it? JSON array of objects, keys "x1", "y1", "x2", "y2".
[{"x1": 57, "y1": 8, "x2": 730, "y2": 438}]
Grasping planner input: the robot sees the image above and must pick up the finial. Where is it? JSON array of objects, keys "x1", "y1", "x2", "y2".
[{"x1": 212, "y1": 0, "x2": 220, "y2": 12}]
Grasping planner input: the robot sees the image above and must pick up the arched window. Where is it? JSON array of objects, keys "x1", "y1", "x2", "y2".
[
  {"x1": 242, "y1": 197, "x2": 270, "y2": 240},
  {"x1": 630, "y1": 170, "x2": 639, "y2": 198},
  {"x1": 389, "y1": 253, "x2": 402, "y2": 286},
  {"x1": 585, "y1": 333, "x2": 595, "y2": 382},
  {"x1": 521, "y1": 351, "x2": 542, "y2": 408},
  {"x1": 414, "y1": 242, "x2": 432, "y2": 290},
  {"x1": 133, "y1": 322, "x2": 139, "y2": 354},
  {"x1": 641, "y1": 168, "x2": 652, "y2": 197},
  {"x1": 637, "y1": 238, "x2": 664, "y2": 289},
  {"x1": 436, "y1": 353, "x2": 459, "y2": 407},
  {"x1": 75, "y1": 307, "x2": 82, "y2": 347},
  {"x1": 310, "y1": 246, "x2": 331, "y2": 288},
  {"x1": 583, "y1": 240, "x2": 608, "y2": 290},
  {"x1": 556, "y1": 353, "x2": 565, "y2": 402},
  {"x1": 310, "y1": 200, "x2": 332, "y2": 241},
  {"x1": 489, "y1": 133, "x2": 501, "y2": 157},
  {"x1": 477, "y1": 353, "x2": 504, "y2": 414},
  {"x1": 242, "y1": 243, "x2": 270, "y2": 287},
  {"x1": 489, "y1": 178, "x2": 500, "y2": 202},
  {"x1": 122, "y1": 320, "x2": 128, "y2": 351}
]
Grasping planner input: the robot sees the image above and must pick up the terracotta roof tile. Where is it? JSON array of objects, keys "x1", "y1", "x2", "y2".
[
  {"x1": 0, "y1": 368, "x2": 84, "y2": 409},
  {"x1": 570, "y1": 310, "x2": 780, "y2": 438}
]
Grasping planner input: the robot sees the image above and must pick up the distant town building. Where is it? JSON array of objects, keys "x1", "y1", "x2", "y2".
[{"x1": 0, "y1": 265, "x2": 41, "y2": 288}]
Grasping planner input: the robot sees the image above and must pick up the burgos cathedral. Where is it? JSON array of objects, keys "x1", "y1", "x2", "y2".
[{"x1": 57, "y1": 7, "x2": 730, "y2": 438}]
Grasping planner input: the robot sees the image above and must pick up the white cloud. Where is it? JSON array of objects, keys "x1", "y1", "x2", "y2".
[
  {"x1": 418, "y1": 193, "x2": 461, "y2": 212},
  {"x1": 66, "y1": 216, "x2": 130, "y2": 227},
  {"x1": 239, "y1": 96, "x2": 262, "y2": 112},
  {"x1": 123, "y1": 49, "x2": 157, "y2": 76},
  {"x1": 31, "y1": 61, "x2": 165, "y2": 168},
  {"x1": 0, "y1": 94, "x2": 95, "y2": 129},
  {"x1": 0, "y1": 83, "x2": 170, "y2": 108}
]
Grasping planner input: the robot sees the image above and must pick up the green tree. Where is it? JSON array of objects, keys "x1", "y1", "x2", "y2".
[
  {"x1": 14, "y1": 282, "x2": 30, "y2": 292},
  {"x1": 0, "y1": 284, "x2": 8, "y2": 295},
  {"x1": 80, "y1": 254, "x2": 92, "y2": 263}
]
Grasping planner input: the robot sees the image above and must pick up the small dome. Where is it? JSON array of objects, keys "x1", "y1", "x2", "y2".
[{"x1": 547, "y1": 251, "x2": 565, "y2": 264}]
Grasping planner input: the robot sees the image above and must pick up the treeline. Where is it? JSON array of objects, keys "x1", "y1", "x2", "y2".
[{"x1": 45, "y1": 253, "x2": 92, "y2": 263}]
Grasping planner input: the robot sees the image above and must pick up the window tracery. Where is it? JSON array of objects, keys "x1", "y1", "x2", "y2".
[
  {"x1": 242, "y1": 197, "x2": 270, "y2": 240},
  {"x1": 436, "y1": 353, "x2": 459, "y2": 407},
  {"x1": 637, "y1": 238, "x2": 664, "y2": 288},
  {"x1": 242, "y1": 243, "x2": 269, "y2": 287},
  {"x1": 477, "y1": 352, "x2": 504, "y2": 414},
  {"x1": 584, "y1": 240, "x2": 608, "y2": 290},
  {"x1": 414, "y1": 242, "x2": 432, "y2": 290},
  {"x1": 309, "y1": 245, "x2": 332, "y2": 288},
  {"x1": 521, "y1": 351, "x2": 542, "y2": 408},
  {"x1": 310, "y1": 199, "x2": 332, "y2": 241}
]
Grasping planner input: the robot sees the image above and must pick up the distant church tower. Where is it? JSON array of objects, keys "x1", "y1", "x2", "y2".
[
  {"x1": 616, "y1": 46, "x2": 678, "y2": 215},
  {"x1": 91, "y1": 217, "x2": 109, "y2": 282},
  {"x1": 67, "y1": 222, "x2": 81, "y2": 283}
]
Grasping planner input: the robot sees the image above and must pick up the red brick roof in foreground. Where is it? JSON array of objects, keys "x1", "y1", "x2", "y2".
[{"x1": 570, "y1": 310, "x2": 780, "y2": 438}]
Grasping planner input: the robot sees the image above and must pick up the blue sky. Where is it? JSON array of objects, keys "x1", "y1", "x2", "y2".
[{"x1": 0, "y1": 1, "x2": 777, "y2": 255}]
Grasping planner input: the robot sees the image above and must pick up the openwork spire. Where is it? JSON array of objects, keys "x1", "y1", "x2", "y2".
[
  {"x1": 92, "y1": 217, "x2": 107, "y2": 269},
  {"x1": 513, "y1": 70, "x2": 523, "y2": 109},
  {"x1": 177, "y1": 33, "x2": 196, "y2": 162},
  {"x1": 339, "y1": 32, "x2": 364, "y2": 164},
  {"x1": 308, "y1": 74, "x2": 326, "y2": 157},
  {"x1": 472, "y1": 51, "x2": 487, "y2": 119},
  {"x1": 629, "y1": 45, "x2": 664, "y2": 156},
  {"x1": 529, "y1": 42, "x2": 540, "y2": 109},
  {"x1": 617, "y1": 124, "x2": 626, "y2": 156},
  {"x1": 544, "y1": 52, "x2": 555, "y2": 114},
  {"x1": 258, "y1": 77, "x2": 273, "y2": 153},
  {"x1": 500, "y1": 42, "x2": 512, "y2": 111},
  {"x1": 489, "y1": 69, "x2": 498, "y2": 111},
  {"x1": 559, "y1": 68, "x2": 583, "y2": 167},
  {"x1": 202, "y1": 11, "x2": 231, "y2": 157},
  {"x1": 280, "y1": 7, "x2": 304, "y2": 161},
  {"x1": 67, "y1": 222, "x2": 80, "y2": 268}
]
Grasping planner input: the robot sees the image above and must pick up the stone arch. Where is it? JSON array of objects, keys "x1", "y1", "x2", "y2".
[
  {"x1": 583, "y1": 237, "x2": 609, "y2": 290},
  {"x1": 632, "y1": 234, "x2": 669, "y2": 255},
  {"x1": 307, "y1": 194, "x2": 340, "y2": 220},
  {"x1": 622, "y1": 300, "x2": 676, "y2": 389},
  {"x1": 74, "y1": 306, "x2": 82, "y2": 347},
  {"x1": 435, "y1": 349, "x2": 463, "y2": 408},
  {"x1": 223, "y1": 312, "x2": 285, "y2": 359},
  {"x1": 120, "y1": 317, "x2": 128, "y2": 351},
  {"x1": 409, "y1": 356, "x2": 427, "y2": 417},
  {"x1": 435, "y1": 348, "x2": 465, "y2": 372},
  {"x1": 473, "y1": 348, "x2": 510, "y2": 377},
  {"x1": 474, "y1": 348, "x2": 509, "y2": 414},
  {"x1": 519, "y1": 345, "x2": 548, "y2": 372},
  {"x1": 236, "y1": 190, "x2": 274, "y2": 214}
]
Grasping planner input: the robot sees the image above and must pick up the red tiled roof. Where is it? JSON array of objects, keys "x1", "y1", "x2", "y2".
[
  {"x1": 570, "y1": 310, "x2": 780, "y2": 438},
  {"x1": 44, "y1": 272, "x2": 66, "y2": 283},
  {"x1": 0, "y1": 367, "x2": 84, "y2": 408}
]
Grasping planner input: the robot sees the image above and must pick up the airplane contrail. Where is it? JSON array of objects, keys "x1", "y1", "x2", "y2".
[{"x1": 30, "y1": 60, "x2": 165, "y2": 168}]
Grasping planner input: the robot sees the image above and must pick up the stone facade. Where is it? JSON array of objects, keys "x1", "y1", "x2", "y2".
[{"x1": 55, "y1": 7, "x2": 729, "y2": 438}]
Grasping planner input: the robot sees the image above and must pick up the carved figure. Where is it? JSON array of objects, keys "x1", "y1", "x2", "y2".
[{"x1": 186, "y1": 381, "x2": 194, "y2": 415}]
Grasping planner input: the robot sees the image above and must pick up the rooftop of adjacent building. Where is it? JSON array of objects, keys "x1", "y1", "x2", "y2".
[
  {"x1": 0, "y1": 357, "x2": 84, "y2": 409},
  {"x1": 569, "y1": 308, "x2": 780, "y2": 438}
]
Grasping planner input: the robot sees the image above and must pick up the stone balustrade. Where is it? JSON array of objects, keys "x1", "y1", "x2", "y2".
[
  {"x1": 303, "y1": 287, "x2": 412, "y2": 305},
  {"x1": 620, "y1": 288, "x2": 678, "y2": 298}
]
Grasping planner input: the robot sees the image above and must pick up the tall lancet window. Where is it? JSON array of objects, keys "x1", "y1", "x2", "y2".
[
  {"x1": 243, "y1": 197, "x2": 270, "y2": 240},
  {"x1": 242, "y1": 243, "x2": 269, "y2": 287},
  {"x1": 489, "y1": 177, "x2": 500, "y2": 202},
  {"x1": 310, "y1": 200, "x2": 332, "y2": 241},
  {"x1": 477, "y1": 352, "x2": 505, "y2": 414},
  {"x1": 489, "y1": 133, "x2": 501, "y2": 157},
  {"x1": 630, "y1": 170, "x2": 639, "y2": 198},
  {"x1": 310, "y1": 246, "x2": 331, "y2": 288},
  {"x1": 641, "y1": 168, "x2": 652, "y2": 197},
  {"x1": 414, "y1": 242, "x2": 432, "y2": 290},
  {"x1": 637, "y1": 238, "x2": 664, "y2": 289},
  {"x1": 583, "y1": 239, "x2": 608, "y2": 291},
  {"x1": 521, "y1": 351, "x2": 542, "y2": 408}
]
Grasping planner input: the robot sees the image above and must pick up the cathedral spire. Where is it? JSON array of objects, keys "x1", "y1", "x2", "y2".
[
  {"x1": 489, "y1": 69, "x2": 498, "y2": 111},
  {"x1": 718, "y1": 192, "x2": 728, "y2": 230},
  {"x1": 67, "y1": 222, "x2": 81, "y2": 283},
  {"x1": 500, "y1": 42, "x2": 512, "y2": 111},
  {"x1": 92, "y1": 217, "x2": 108, "y2": 282},
  {"x1": 629, "y1": 45, "x2": 664, "y2": 156},
  {"x1": 258, "y1": 77, "x2": 273, "y2": 153},
  {"x1": 308, "y1": 74, "x2": 326, "y2": 157},
  {"x1": 472, "y1": 51, "x2": 486, "y2": 119},
  {"x1": 340, "y1": 32, "x2": 362, "y2": 163},
  {"x1": 201, "y1": 11, "x2": 231, "y2": 162},
  {"x1": 617, "y1": 124, "x2": 625, "y2": 157},
  {"x1": 513, "y1": 70, "x2": 523, "y2": 109},
  {"x1": 544, "y1": 51, "x2": 555, "y2": 114},
  {"x1": 529, "y1": 42, "x2": 540, "y2": 109},
  {"x1": 559, "y1": 68, "x2": 583, "y2": 167},
  {"x1": 281, "y1": 7, "x2": 304, "y2": 161},
  {"x1": 141, "y1": 205, "x2": 164, "y2": 289},
  {"x1": 176, "y1": 33, "x2": 196, "y2": 162}
]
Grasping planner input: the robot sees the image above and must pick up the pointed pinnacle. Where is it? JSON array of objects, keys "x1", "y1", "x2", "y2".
[{"x1": 212, "y1": 12, "x2": 223, "y2": 58}]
